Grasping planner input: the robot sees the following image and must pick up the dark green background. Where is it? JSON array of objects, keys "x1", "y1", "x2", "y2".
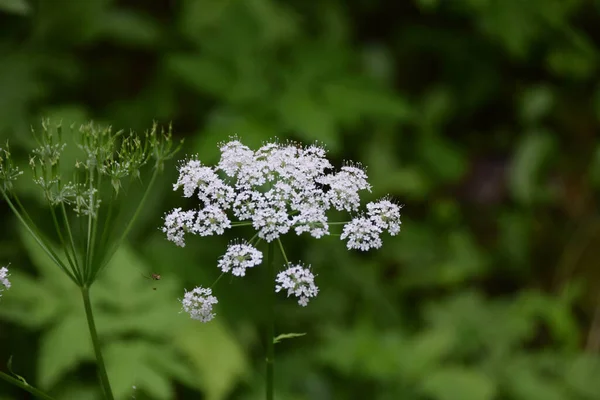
[{"x1": 1, "y1": 0, "x2": 600, "y2": 399}]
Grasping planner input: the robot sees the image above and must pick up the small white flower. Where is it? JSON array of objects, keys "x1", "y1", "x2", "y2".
[
  {"x1": 318, "y1": 163, "x2": 371, "y2": 212},
  {"x1": 340, "y1": 216, "x2": 383, "y2": 251},
  {"x1": 206, "y1": 180, "x2": 236, "y2": 209},
  {"x1": 162, "y1": 208, "x2": 197, "y2": 247},
  {"x1": 292, "y1": 204, "x2": 329, "y2": 238},
  {"x1": 218, "y1": 241, "x2": 263, "y2": 276},
  {"x1": 252, "y1": 206, "x2": 291, "y2": 242},
  {"x1": 194, "y1": 205, "x2": 231, "y2": 236},
  {"x1": 181, "y1": 286, "x2": 218, "y2": 322},
  {"x1": 0, "y1": 266, "x2": 10, "y2": 298},
  {"x1": 217, "y1": 139, "x2": 254, "y2": 178},
  {"x1": 232, "y1": 190, "x2": 264, "y2": 220},
  {"x1": 366, "y1": 199, "x2": 402, "y2": 235},
  {"x1": 275, "y1": 264, "x2": 318, "y2": 306},
  {"x1": 173, "y1": 159, "x2": 213, "y2": 198}
]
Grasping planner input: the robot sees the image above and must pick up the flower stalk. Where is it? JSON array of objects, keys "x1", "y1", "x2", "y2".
[
  {"x1": 81, "y1": 286, "x2": 114, "y2": 400},
  {"x1": 166, "y1": 138, "x2": 403, "y2": 397},
  {"x1": 0, "y1": 120, "x2": 180, "y2": 399},
  {"x1": 0, "y1": 371, "x2": 55, "y2": 400},
  {"x1": 266, "y1": 241, "x2": 275, "y2": 400}
]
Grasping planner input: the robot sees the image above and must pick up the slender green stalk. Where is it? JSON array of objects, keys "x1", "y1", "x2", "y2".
[
  {"x1": 60, "y1": 203, "x2": 82, "y2": 272},
  {"x1": 49, "y1": 207, "x2": 82, "y2": 283},
  {"x1": 93, "y1": 169, "x2": 159, "y2": 281},
  {"x1": 230, "y1": 222, "x2": 254, "y2": 227},
  {"x1": 266, "y1": 242, "x2": 275, "y2": 400},
  {"x1": 81, "y1": 287, "x2": 114, "y2": 400},
  {"x1": 97, "y1": 194, "x2": 116, "y2": 264},
  {"x1": 85, "y1": 170, "x2": 95, "y2": 282},
  {"x1": 211, "y1": 272, "x2": 226, "y2": 288},
  {"x1": 1, "y1": 190, "x2": 78, "y2": 284},
  {"x1": 0, "y1": 371, "x2": 55, "y2": 400},
  {"x1": 276, "y1": 238, "x2": 289, "y2": 266}
]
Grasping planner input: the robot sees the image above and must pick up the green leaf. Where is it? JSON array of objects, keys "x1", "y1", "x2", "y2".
[
  {"x1": 503, "y1": 357, "x2": 570, "y2": 400},
  {"x1": 519, "y1": 85, "x2": 554, "y2": 123},
  {"x1": 7, "y1": 356, "x2": 28, "y2": 385},
  {"x1": 565, "y1": 354, "x2": 600, "y2": 398},
  {"x1": 273, "y1": 332, "x2": 306, "y2": 344},
  {"x1": 168, "y1": 55, "x2": 232, "y2": 98},
  {"x1": 421, "y1": 366, "x2": 496, "y2": 400},
  {"x1": 399, "y1": 329, "x2": 456, "y2": 379},
  {"x1": 105, "y1": 341, "x2": 172, "y2": 400},
  {"x1": 174, "y1": 320, "x2": 248, "y2": 400},
  {"x1": 38, "y1": 313, "x2": 93, "y2": 389},
  {"x1": 100, "y1": 10, "x2": 161, "y2": 47},
  {"x1": 418, "y1": 134, "x2": 467, "y2": 183},
  {"x1": 278, "y1": 90, "x2": 338, "y2": 151},
  {"x1": 0, "y1": 0, "x2": 30, "y2": 15},
  {"x1": 509, "y1": 130, "x2": 556, "y2": 205}
]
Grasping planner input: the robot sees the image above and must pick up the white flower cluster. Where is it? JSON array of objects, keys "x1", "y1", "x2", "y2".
[
  {"x1": 275, "y1": 264, "x2": 318, "y2": 306},
  {"x1": 168, "y1": 139, "x2": 402, "y2": 321},
  {"x1": 218, "y1": 240, "x2": 263, "y2": 277},
  {"x1": 340, "y1": 198, "x2": 402, "y2": 251},
  {"x1": 0, "y1": 266, "x2": 10, "y2": 299},
  {"x1": 181, "y1": 287, "x2": 218, "y2": 322}
]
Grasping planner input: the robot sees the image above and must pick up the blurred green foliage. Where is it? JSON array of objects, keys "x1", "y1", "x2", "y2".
[{"x1": 1, "y1": 0, "x2": 600, "y2": 399}]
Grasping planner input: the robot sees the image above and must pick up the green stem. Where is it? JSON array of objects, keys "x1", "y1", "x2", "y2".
[
  {"x1": 0, "y1": 371, "x2": 55, "y2": 400},
  {"x1": 61, "y1": 203, "x2": 82, "y2": 273},
  {"x1": 81, "y1": 287, "x2": 114, "y2": 400},
  {"x1": 211, "y1": 272, "x2": 226, "y2": 288},
  {"x1": 85, "y1": 170, "x2": 95, "y2": 282},
  {"x1": 266, "y1": 242, "x2": 275, "y2": 400},
  {"x1": 230, "y1": 222, "x2": 254, "y2": 227},
  {"x1": 93, "y1": 169, "x2": 158, "y2": 281},
  {"x1": 97, "y1": 195, "x2": 116, "y2": 264},
  {"x1": 276, "y1": 238, "x2": 289, "y2": 266},
  {"x1": 49, "y1": 207, "x2": 82, "y2": 283},
  {"x1": 1, "y1": 190, "x2": 78, "y2": 284}
]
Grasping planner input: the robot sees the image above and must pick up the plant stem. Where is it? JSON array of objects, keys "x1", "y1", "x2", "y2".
[
  {"x1": 0, "y1": 371, "x2": 55, "y2": 400},
  {"x1": 81, "y1": 286, "x2": 114, "y2": 400},
  {"x1": 49, "y1": 206, "x2": 81, "y2": 283},
  {"x1": 1, "y1": 190, "x2": 78, "y2": 284},
  {"x1": 93, "y1": 169, "x2": 158, "y2": 281},
  {"x1": 85, "y1": 170, "x2": 95, "y2": 282},
  {"x1": 266, "y1": 241, "x2": 275, "y2": 400}
]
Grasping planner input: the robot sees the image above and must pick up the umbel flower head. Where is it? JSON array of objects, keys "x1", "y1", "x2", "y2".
[
  {"x1": 0, "y1": 265, "x2": 11, "y2": 299},
  {"x1": 167, "y1": 138, "x2": 402, "y2": 320},
  {"x1": 181, "y1": 287, "x2": 218, "y2": 322},
  {"x1": 275, "y1": 264, "x2": 318, "y2": 307},
  {"x1": 0, "y1": 119, "x2": 182, "y2": 288}
]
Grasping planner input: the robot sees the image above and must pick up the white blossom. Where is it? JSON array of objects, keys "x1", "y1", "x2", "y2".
[
  {"x1": 275, "y1": 264, "x2": 318, "y2": 306},
  {"x1": 341, "y1": 216, "x2": 383, "y2": 251},
  {"x1": 162, "y1": 208, "x2": 196, "y2": 247},
  {"x1": 217, "y1": 139, "x2": 254, "y2": 178},
  {"x1": 194, "y1": 205, "x2": 231, "y2": 236},
  {"x1": 252, "y1": 206, "x2": 292, "y2": 242},
  {"x1": 292, "y1": 204, "x2": 329, "y2": 238},
  {"x1": 173, "y1": 159, "x2": 212, "y2": 198},
  {"x1": 0, "y1": 266, "x2": 10, "y2": 298},
  {"x1": 165, "y1": 138, "x2": 404, "y2": 314},
  {"x1": 366, "y1": 199, "x2": 402, "y2": 235},
  {"x1": 232, "y1": 190, "x2": 264, "y2": 220},
  {"x1": 218, "y1": 241, "x2": 263, "y2": 276},
  {"x1": 318, "y1": 163, "x2": 371, "y2": 212},
  {"x1": 181, "y1": 286, "x2": 218, "y2": 322}
]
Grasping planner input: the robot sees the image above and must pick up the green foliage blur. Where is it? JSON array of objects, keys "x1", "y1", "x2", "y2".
[{"x1": 1, "y1": 0, "x2": 600, "y2": 399}]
